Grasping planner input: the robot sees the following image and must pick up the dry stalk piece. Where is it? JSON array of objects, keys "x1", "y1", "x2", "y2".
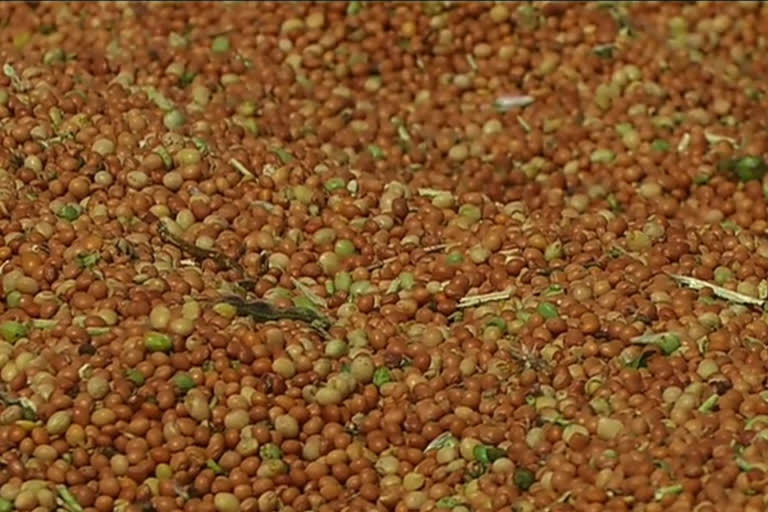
[
  {"x1": 494, "y1": 94, "x2": 536, "y2": 111},
  {"x1": 457, "y1": 288, "x2": 515, "y2": 309},
  {"x1": 291, "y1": 277, "x2": 328, "y2": 309},
  {"x1": 158, "y1": 221, "x2": 244, "y2": 275},
  {"x1": 704, "y1": 132, "x2": 737, "y2": 147},
  {"x1": 219, "y1": 295, "x2": 331, "y2": 336},
  {"x1": 417, "y1": 188, "x2": 453, "y2": 198},
  {"x1": 228, "y1": 157, "x2": 255, "y2": 180},
  {"x1": 668, "y1": 273, "x2": 765, "y2": 307}
]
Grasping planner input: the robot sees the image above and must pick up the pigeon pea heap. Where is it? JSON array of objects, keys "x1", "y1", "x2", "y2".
[{"x1": 0, "y1": 2, "x2": 768, "y2": 512}]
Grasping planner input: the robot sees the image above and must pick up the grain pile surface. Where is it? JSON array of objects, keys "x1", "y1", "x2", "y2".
[{"x1": 0, "y1": 2, "x2": 767, "y2": 512}]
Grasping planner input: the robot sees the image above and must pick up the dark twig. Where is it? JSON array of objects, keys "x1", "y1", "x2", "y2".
[
  {"x1": 158, "y1": 222, "x2": 244, "y2": 274},
  {"x1": 221, "y1": 296, "x2": 331, "y2": 337}
]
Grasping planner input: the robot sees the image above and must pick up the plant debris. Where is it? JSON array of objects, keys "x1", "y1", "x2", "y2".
[
  {"x1": 158, "y1": 220, "x2": 244, "y2": 275},
  {"x1": 219, "y1": 295, "x2": 331, "y2": 336},
  {"x1": 668, "y1": 273, "x2": 765, "y2": 307}
]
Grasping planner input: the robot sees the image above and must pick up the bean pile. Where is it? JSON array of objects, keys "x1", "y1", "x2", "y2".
[{"x1": 0, "y1": 2, "x2": 767, "y2": 512}]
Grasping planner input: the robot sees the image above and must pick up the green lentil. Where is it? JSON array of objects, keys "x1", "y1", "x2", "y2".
[
  {"x1": 163, "y1": 109, "x2": 185, "y2": 130},
  {"x1": 318, "y1": 252, "x2": 341, "y2": 275},
  {"x1": 211, "y1": 35, "x2": 230, "y2": 54},
  {"x1": 56, "y1": 204, "x2": 81, "y2": 222},
  {"x1": 237, "y1": 101, "x2": 257, "y2": 117},
  {"x1": 368, "y1": 144, "x2": 384, "y2": 159},
  {"x1": 651, "y1": 139, "x2": 670, "y2": 152},
  {"x1": 544, "y1": 240, "x2": 563, "y2": 261},
  {"x1": 293, "y1": 185, "x2": 313, "y2": 204},
  {"x1": 175, "y1": 148, "x2": 201, "y2": 166},
  {"x1": 126, "y1": 369, "x2": 145, "y2": 386},
  {"x1": 536, "y1": 302, "x2": 558, "y2": 319},
  {"x1": 259, "y1": 443, "x2": 282, "y2": 460},
  {"x1": 349, "y1": 280, "x2": 372, "y2": 296},
  {"x1": 458, "y1": 204, "x2": 482, "y2": 222},
  {"x1": 0, "y1": 321, "x2": 28, "y2": 343},
  {"x1": 173, "y1": 372, "x2": 196, "y2": 392},
  {"x1": 446, "y1": 252, "x2": 464, "y2": 265},
  {"x1": 399, "y1": 272, "x2": 415, "y2": 290},
  {"x1": 373, "y1": 367, "x2": 393, "y2": 388},
  {"x1": 590, "y1": 148, "x2": 616, "y2": 163},
  {"x1": 5, "y1": 291, "x2": 21, "y2": 308},
  {"x1": 144, "y1": 332, "x2": 173, "y2": 353},
  {"x1": 334, "y1": 239, "x2": 356, "y2": 258},
  {"x1": 312, "y1": 228, "x2": 337, "y2": 246},
  {"x1": 324, "y1": 339, "x2": 348, "y2": 358},
  {"x1": 514, "y1": 467, "x2": 536, "y2": 490},
  {"x1": 713, "y1": 266, "x2": 733, "y2": 285},
  {"x1": 324, "y1": 177, "x2": 346, "y2": 192}
]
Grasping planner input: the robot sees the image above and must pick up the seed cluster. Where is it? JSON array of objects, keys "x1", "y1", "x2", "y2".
[{"x1": 0, "y1": 2, "x2": 767, "y2": 512}]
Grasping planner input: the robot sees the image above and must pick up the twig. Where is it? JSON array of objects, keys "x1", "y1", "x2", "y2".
[
  {"x1": 417, "y1": 188, "x2": 453, "y2": 198},
  {"x1": 291, "y1": 277, "x2": 328, "y2": 309},
  {"x1": 457, "y1": 288, "x2": 515, "y2": 309},
  {"x1": 228, "y1": 158, "x2": 255, "y2": 180},
  {"x1": 220, "y1": 296, "x2": 331, "y2": 337},
  {"x1": 668, "y1": 273, "x2": 765, "y2": 307},
  {"x1": 494, "y1": 95, "x2": 535, "y2": 111},
  {"x1": 158, "y1": 221, "x2": 244, "y2": 275}
]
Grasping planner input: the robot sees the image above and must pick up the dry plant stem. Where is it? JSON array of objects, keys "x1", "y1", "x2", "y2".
[
  {"x1": 457, "y1": 288, "x2": 515, "y2": 309},
  {"x1": 668, "y1": 273, "x2": 766, "y2": 307},
  {"x1": 158, "y1": 221, "x2": 245, "y2": 275},
  {"x1": 290, "y1": 277, "x2": 328, "y2": 309},
  {"x1": 228, "y1": 157, "x2": 255, "y2": 180},
  {"x1": 220, "y1": 295, "x2": 331, "y2": 336},
  {"x1": 417, "y1": 188, "x2": 452, "y2": 198}
]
